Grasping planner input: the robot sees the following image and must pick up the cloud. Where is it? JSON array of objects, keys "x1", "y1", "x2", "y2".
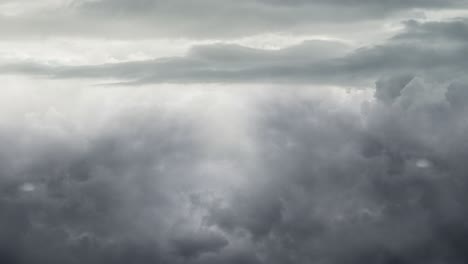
[
  {"x1": 170, "y1": 231, "x2": 228, "y2": 259},
  {"x1": 69, "y1": 0, "x2": 468, "y2": 39},
  {"x1": 0, "y1": 39, "x2": 352, "y2": 83},
  {"x1": 202, "y1": 78, "x2": 468, "y2": 263},
  {"x1": 0, "y1": 81, "x2": 264, "y2": 264},
  {"x1": 393, "y1": 18, "x2": 468, "y2": 42},
  {"x1": 2, "y1": 77, "x2": 468, "y2": 263},
  {"x1": 2, "y1": 2, "x2": 468, "y2": 264},
  {"x1": 3, "y1": 19, "x2": 468, "y2": 85},
  {"x1": 1, "y1": 0, "x2": 468, "y2": 39},
  {"x1": 374, "y1": 73, "x2": 415, "y2": 104}
]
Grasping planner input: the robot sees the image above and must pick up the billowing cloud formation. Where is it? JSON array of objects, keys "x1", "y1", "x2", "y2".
[
  {"x1": 2, "y1": 1, "x2": 468, "y2": 264},
  {"x1": 1, "y1": 76, "x2": 468, "y2": 263},
  {"x1": 0, "y1": 82, "x2": 252, "y2": 264},
  {"x1": 239, "y1": 78, "x2": 468, "y2": 263}
]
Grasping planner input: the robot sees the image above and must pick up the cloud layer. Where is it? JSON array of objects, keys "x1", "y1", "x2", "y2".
[
  {"x1": 3, "y1": 19, "x2": 468, "y2": 86},
  {"x1": 1, "y1": 1, "x2": 468, "y2": 264},
  {"x1": 1, "y1": 0, "x2": 468, "y2": 39},
  {"x1": 2, "y1": 77, "x2": 468, "y2": 263}
]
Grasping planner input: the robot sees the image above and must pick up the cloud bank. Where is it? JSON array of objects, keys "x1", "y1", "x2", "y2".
[
  {"x1": 2, "y1": 77, "x2": 468, "y2": 263},
  {"x1": 1, "y1": 0, "x2": 467, "y2": 39},
  {"x1": 1, "y1": 1, "x2": 468, "y2": 264},
  {"x1": 3, "y1": 19, "x2": 468, "y2": 86}
]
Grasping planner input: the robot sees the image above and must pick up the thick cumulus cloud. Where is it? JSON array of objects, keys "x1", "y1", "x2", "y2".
[
  {"x1": 0, "y1": 82, "x2": 259, "y2": 264},
  {"x1": 2, "y1": 76, "x2": 468, "y2": 263},
  {"x1": 3, "y1": 18, "x2": 468, "y2": 85},
  {"x1": 230, "y1": 78, "x2": 468, "y2": 264}
]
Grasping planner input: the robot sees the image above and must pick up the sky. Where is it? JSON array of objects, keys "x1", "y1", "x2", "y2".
[{"x1": 2, "y1": 1, "x2": 468, "y2": 263}]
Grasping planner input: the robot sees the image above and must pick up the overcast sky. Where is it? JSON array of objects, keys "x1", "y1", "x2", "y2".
[{"x1": 2, "y1": 1, "x2": 468, "y2": 264}]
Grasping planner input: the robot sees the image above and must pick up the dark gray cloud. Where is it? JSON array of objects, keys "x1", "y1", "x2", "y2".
[
  {"x1": 3, "y1": 19, "x2": 468, "y2": 85},
  {"x1": 394, "y1": 19, "x2": 468, "y2": 42},
  {"x1": 2, "y1": 77, "x2": 468, "y2": 263},
  {"x1": 0, "y1": 100, "x2": 205, "y2": 263},
  {"x1": 2, "y1": 1, "x2": 468, "y2": 264},
  {"x1": 205, "y1": 77, "x2": 468, "y2": 264}
]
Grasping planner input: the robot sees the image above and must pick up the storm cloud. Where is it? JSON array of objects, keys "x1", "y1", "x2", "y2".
[
  {"x1": 2, "y1": 1, "x2": 468, "y2": 264},
  {"x1": 2, "y1": 77, "x2": 468, "y2": 264}
]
